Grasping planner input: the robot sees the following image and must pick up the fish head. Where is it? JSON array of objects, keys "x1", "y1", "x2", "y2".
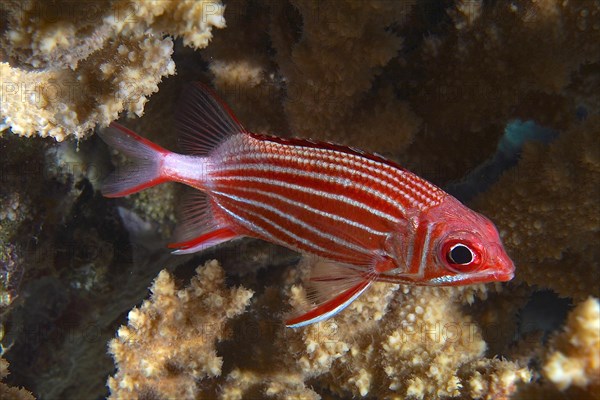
[{"x1": 419, "y1": 197, "x2": 515, "y2": 286}]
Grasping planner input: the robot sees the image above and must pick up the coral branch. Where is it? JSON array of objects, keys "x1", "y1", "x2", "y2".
[
  {"x1": 0, "y1": 0, "x2": 225, "y2": 140},
  {"x1": 107, "y1": 260, "x2": 253, "y2": 399}
]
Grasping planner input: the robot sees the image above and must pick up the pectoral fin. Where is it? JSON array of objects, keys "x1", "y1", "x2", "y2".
[
  {"x1": 286, "y1": 279, "x2": 372, "y2": 328},
  {"x1": 286, "y1": 258, "x2": 374, "y2": 328}
]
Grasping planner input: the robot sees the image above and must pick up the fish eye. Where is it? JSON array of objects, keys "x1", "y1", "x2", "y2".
[
  {"x1": 440, "y1": 239, "x2": 482, "y2": 273},
  {"x1": 448, "y1": 244, "x2": 473, "y2": 265}
]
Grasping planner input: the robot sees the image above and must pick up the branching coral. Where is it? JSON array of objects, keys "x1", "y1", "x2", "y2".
[
  {"x1": 109, "y1": 258, "x2": 531, "y2": 399},
  {"x1": 202, "y1": 0, "x2": 421, "y2": 153},
  {"x1": 398, "y1": 0, "x2": 599, "y2": 181},
  {"x1": 204, "y1": 0, "x2": 289, "y2": 136},
  {"x1": 267, "y1": 0, "x2": 421, "y2": 154},
  {"x1": 543, "y1": 297, "x2": 600, "y2": 393},
  {"x1": 0, "y1": 0, "x2": 225, "y2": 140},
  {"x1": 473, "y1": 116, "x2": 600, "y2": 300},
  {"x1": 107, "y1": 260, "x2": 253, "y2": 399},
  {"x1": 1, "y1": 0, "x2": 598, "y2": 398}
]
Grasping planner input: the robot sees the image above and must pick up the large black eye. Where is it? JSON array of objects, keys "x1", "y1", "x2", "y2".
[{"x1": 448, "y1": 244, "x2": 473, "y2": 265}]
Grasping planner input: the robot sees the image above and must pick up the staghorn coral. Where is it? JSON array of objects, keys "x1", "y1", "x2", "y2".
[
  {"x1": 204, "y1": 0, "x2": 288, "y2": 136},
  {"x1": 0, "y1": 0, "x2": 225, "y2": 140},
  {"x1": 1, "y1": 0, "x2": 225, "y2": 69},
  {"x1": 542, "y1": 297, "x2": 600, "y2": 394},
  {"x1": 107, "y1": 260, "x2": 253, "y2": 399},
  {"x1": 473, "y1": 116, "x2": 600, "y2": 300},
  {"x1": 201, "y1": 0, "x2": 421, "y2": 153}
]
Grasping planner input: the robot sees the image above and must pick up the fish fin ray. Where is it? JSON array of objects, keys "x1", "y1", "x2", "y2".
[
  {"x1": 98, "y1": 122, "x2": 168, "y2": 197},
  {"x1": 285, "y1": 258, "x2": 374, "y2": 328},
  {"x1": 168, "y1": 226, "x2": 241, "y2": 255},
  {"x1": 175, "y1": 82, "x2": 246, "y2": 155},
  {"x1": 171, "y1": 189, "x2": 215, "y2": 243},
  {"x1": 306, "y1": 259, "x2": 369, "y2": 304}
]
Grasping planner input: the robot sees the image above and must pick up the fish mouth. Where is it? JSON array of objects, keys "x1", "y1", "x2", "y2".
[
  {"x1": 493, "y1": 270, "x2": 515, "y2": 282},
  {"x1": 491, "y1": 244, "x2": 515, "y2": 282}
]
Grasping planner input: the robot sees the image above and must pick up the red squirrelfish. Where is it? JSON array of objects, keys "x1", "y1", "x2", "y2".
[{"x1": 99, "y1": 83, "x2": 515, "y2": 328}]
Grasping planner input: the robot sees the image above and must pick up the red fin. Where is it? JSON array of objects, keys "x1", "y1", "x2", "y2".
[
  {"x1": 286, "y1": 258, "x2": 374, "y2": 328},
  {"x1": 168, "y1": 226, "x2": 240, "y2": 255},
  {"x1": 171, "y1": 189, "x2": 214, "y2": 243},
  {"x1": 98, "y1": 122, "x2": 169, "y2": 197},
  {"x1": 175, "y1": 82, "x2": 246, "y2": 155}
]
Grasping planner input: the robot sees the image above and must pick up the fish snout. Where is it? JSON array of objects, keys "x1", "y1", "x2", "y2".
[{"x1": 490, "y1": 244, "x2": 515, "y2": 282}]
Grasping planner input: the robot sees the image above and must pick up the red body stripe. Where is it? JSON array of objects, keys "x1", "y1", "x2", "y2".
[
  {"x1": 215, "y1": 192, "x2": 372, "y2": 264},
  {"x1": 247, "y1": 133, "x2": 445, "y2": 209},
  {"x1": 205, "y1": 134, "x2": 445, "y2": 267}
]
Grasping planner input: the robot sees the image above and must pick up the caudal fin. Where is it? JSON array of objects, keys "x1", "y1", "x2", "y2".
[{"x1": 98, "y1": 122, "x2": 169, "y2": 198}]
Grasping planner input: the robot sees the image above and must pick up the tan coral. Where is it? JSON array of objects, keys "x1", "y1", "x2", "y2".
[
  {"x1": 1, "y1": 36, "x2": 175, "y2": 140},
  {"x1": 107, "y1": 260, "x2": 253, "y2": 399},
  {"x1": 267, "y1": 0, "x2": 421, "y2": 154},
  {"x1": 0, "y1": 0, "x2": 225, "y2": 140},
  {"x1": 543, "y1": 297, "x2": 600, "y2": 393},
  {"x1": 202, "y1": 0, "x2": 289, "y2": 136},
  {"x1": 401, "y1": 0, "x2": 599, "y2": 181},
  {"x1": 0, "y1": 357, "x2": 35, "y2": 400},
  {"x1": 203, "y1": 0, "x2": 424, "y2": 153},
  {"x1": 473, "y1": 116, "x2": 600, "y2": 300},
  {"x1": 108, "y1": 256, "x2": 530, "y2": 399},
  {"x1": 1, "y1": 0, "x2": 225, "y2": 69},
  {"x1": 216, "y1": 258, "x2": 533, "y2": 398}
]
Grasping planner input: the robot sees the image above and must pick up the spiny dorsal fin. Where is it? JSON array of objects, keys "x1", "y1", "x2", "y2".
[{"x1": 175, "y1": 82, "x2": 246, "y2": 155}]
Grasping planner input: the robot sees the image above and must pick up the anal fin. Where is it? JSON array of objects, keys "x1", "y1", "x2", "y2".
[
  {"x1": 168, "y1": 226, "x2": 240, "y2": 254},
  {"x1": 168, "y1": 188, "x2": 242, "y2": 254}
]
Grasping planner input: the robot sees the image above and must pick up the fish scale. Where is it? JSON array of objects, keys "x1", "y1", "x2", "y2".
[
  {"x1": 209, "y1": 137, "x2": 417, "y2": 262},
  {"x1": 219, "y1": 133, "x2": 447, "y2": 212},
  {"x1": 98, "y1": 82, "x2": 515, "y2": 328}
]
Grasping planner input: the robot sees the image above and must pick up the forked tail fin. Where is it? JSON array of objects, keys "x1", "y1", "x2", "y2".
[{"x1": 98, "y1": 122, "x2": 170, "y2": 197}]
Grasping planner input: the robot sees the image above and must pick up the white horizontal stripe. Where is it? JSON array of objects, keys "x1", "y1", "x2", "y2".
[
  {"x1": 213, "y1": 190, "x2": 372, "y2": 257},
  {"x1": 217, "y1": 204, "x2": 281, "y2": 245},
  {"x1": 427, "y1": 274, "x2": 468, "y2": 284},
  {"x1": 213, "y1": 162, "x2": 408, "y2": 215},
  {"x1": 212, "y1": 175, "x2": 402, "y2": 224},
  {"x1": 217, "y1": 153, "x2": 416, "y2": 210},
  {"x1": 222, "y1": 200, "x2": 348, "y2": 258},
  {"x1": 216, "y1": 184, "x2": 388, "y2": 237},
  {"x1": 221, "y1": 141, "x2": 443, "y2": 206}
]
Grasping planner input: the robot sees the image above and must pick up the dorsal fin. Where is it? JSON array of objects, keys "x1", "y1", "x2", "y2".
[{"x1": 175, "y1": 82, "x2": 246, "y2": 155}]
